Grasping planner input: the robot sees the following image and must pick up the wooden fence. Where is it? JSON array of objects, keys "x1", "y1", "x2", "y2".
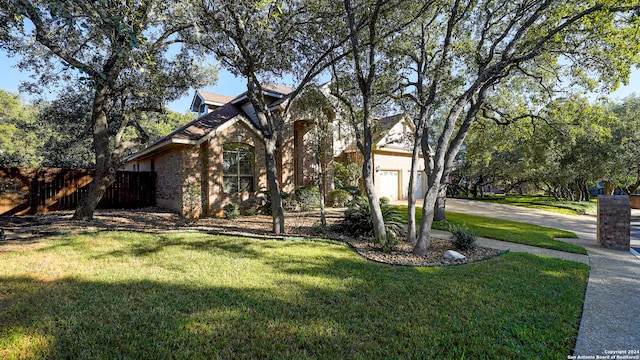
[{"x1": 0, "y1": 167, "x2": 156, "y2": 215}]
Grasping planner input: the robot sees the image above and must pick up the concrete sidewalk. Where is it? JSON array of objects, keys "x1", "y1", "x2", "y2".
[
  {"x1": 431, "y1": 228, "x2": 589, "y2": 264},
  {"x1": 443, "y1": 198, "x2": 640, "y2": 356}
]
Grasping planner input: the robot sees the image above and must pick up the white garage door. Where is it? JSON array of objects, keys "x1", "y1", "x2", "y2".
[
  {"x1": 414, "y1": 172, "x2": 423, "y2": 199},
  {"x1": 378, "y1": 170, "x2": 399, "y2": 201}
]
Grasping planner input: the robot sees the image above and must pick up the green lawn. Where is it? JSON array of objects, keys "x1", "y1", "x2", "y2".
[
  {"x1": 0, "y1": 232, "x2": 588, "y2": 359},
  {"x1": 458, "y1": 195, "x2": 597, "y2": 215},
  {"x1": 393, "y1": 206, "x2": 586, "y2": 255}
]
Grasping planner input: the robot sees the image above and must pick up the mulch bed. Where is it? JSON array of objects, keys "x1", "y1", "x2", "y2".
[{"x1": 0, "y1": 207, "x2": 504, "y2": 266}]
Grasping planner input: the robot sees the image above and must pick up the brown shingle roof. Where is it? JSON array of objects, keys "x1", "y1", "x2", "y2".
[
  {"x1": 171, "y1": 102, "x2": 246, "y2": 141},
  {"x1": 197, "y1": 91, "x2": 235, "y2": 105}
]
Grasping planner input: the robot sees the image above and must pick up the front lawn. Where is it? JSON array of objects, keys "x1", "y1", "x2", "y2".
[
  {"x1": 0, "y1": 232, "x2": 588, "y2": 359},
  {"x1": 393, "y1": 206, "x2": 586, "y2": 255}
]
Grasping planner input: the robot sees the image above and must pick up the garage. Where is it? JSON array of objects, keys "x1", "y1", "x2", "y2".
[{"x1": 378, "y1": 170, "x2": 400, "y2": 201}]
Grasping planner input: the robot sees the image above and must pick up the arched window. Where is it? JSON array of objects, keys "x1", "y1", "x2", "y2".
[{"x1": 222, "y1": 143, "x2": 254, "y2": 193}]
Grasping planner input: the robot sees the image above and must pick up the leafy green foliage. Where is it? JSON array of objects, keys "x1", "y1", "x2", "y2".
[
  {"x1": 260, "y1": 190, "x2": 294, "y2": 215},
  {"x1": 0, "y1": 232, "x2": 588, "y2": 358},
  {"x1": 330, "y1": 189, "x2": 350, "y2": 207},
  {"x1": 0, "y1": 90, "x2": 42, "y2": 167},
  {"x1": 449, "y1": 223, "x2": 478, "y2": 251},
  {"x1": 342, "y1": 185, "x2": 363, "y2": 198},
  {"x1": 293, "y1": 185, "x2": 321, "y2": 211},
  {"x1": 0, "y1": 88, "x2": 194, "y2": 169},
  {"x1": 334, "y1": 161, "x2": 361, "y2": 188},
  {"x1": 223, "y1": 203, "x2": 240, "y2": 220},
  {"x1": 3, "y1": 0, "x2": 217, "y2": 219},
  {"x1": 338, "y1": 196, "x2": 405, "y2": 251},
  {"x1": 457, "y1": 94, "x2": 640, "y2": 201}
]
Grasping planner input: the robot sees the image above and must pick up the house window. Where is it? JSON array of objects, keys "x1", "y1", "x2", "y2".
[{"x1": 223, "y1": 143, "x2": 254, "y2": 193}]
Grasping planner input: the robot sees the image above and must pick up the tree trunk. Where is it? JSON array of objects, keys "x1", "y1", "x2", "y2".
[
  {"x1": 316, "y1": 141, "x2": 327, "y2": 230},
  {"x1": 413, "y1": 184, "x2": 439, "y2": 256},
  {"x1": 603, "y1": 181, "x2": 616, "y2": 195},
  {"x1": 434, "y1": 182, "x2": 447, "y2": 222},
  {"x1": 406, "y1": 139, "x2": 422, "y2": 245},
  {"x1": 362, "y1": 153, "x2": 386, "y2": 241},
  {"x1": 73, "y1": 86, "x2": 115, "y2": 221},
  {"x1": 264, "y1": 137, "x2": 285, "y2": 234}
]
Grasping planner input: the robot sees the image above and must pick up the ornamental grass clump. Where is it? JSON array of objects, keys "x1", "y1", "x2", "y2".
[{"x1": 449, "y1": 223, "x2": 477, "y2": 251}]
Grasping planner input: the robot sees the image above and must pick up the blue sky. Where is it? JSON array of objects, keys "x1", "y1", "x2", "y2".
[
  {"x1": 0, "y1": 51, "x2": 637, "y2": 115},
  {"x1": 0, "y1": 51, "x2": 247, "y2": 114}
]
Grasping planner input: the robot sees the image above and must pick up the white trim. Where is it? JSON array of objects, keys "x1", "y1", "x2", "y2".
[
  {"x1": 125, "y1": 139, "x2": 174, "y2": 162},
  {"x1": 126, "y1": 116, "x2": 265, "y2": 163},
  {"x1": 197, "y1": 116, "x2": 264, "y2": 145},
  {"x1": 230, "y1": 90, "x2": 286, "y2": 105},
  {"x1": 190, "y1": 92, "x2": 205, "y2": 112},
  {"x1": 125, "y1": 138, "x2": 200, "y2": 162}
]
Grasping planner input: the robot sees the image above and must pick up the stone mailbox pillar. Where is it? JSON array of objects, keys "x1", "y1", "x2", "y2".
[{"x1": 597, "y1": 195, "x2": 630, "y2": 251}]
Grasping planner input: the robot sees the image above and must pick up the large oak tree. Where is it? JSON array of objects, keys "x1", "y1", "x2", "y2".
[
  {"x1": 192, "y1": 0, "x2": 347, "y2": 233},
  {"x1": 392, "y1": 0, "x2": 640, "y2": 256},
  {"x1": 1, "y1": 0, "x2": 215, "y2": 220}
]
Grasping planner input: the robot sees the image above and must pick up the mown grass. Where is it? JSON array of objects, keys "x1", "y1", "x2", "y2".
[
  {"x1": 393, "y1": 206, "x2": 586, "y2": 255},
  {"x1": 0, "y1": 232, "x2": 588, "y2": 359},
  {"x1": 460, "y1": 195, "x2": 597, "y2": 215}
]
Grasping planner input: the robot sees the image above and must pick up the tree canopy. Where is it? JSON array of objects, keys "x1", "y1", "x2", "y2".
[
  {"x1": 2, "y1": 0, "x2": 216, "y2": 219},
  {"x1": 0, "y1": 88, "x2": 194, "y2": 169}
]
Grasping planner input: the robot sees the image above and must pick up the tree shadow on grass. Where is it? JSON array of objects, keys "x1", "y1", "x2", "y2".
[{"x1": 0, "y1": 236, "x2": 588, "y2": 359}]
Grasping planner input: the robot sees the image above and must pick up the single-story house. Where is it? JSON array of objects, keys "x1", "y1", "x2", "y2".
[{"x1": 124, "y1": 84, "x2": 425, "y2": 217}]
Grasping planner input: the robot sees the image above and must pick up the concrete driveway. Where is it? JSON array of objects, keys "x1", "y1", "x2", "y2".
[{"x1": 440, "y1": 198, "x2": 640, "y2": 356}]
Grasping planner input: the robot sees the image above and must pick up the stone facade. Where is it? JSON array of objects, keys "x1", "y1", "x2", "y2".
[
  {"x1": 597, "y1": 195, "x2": 630, "y2": 251},
  {"x1": 205, "y1": 120, "x2": 268, "y2": 217},
  {"x1": 153, "y1": 148, "x2": 185, "y2": 214}
]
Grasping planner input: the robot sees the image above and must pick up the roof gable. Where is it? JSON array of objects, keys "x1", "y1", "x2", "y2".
[
  {"x1": 340, "y1": 113, "x2": 415, "y2": 154},
  {"x1": 190, "y1": 90, "x2": 235, "y2": 113},
  {"x1": 126, "y1": 102, "x2": 257, "y2": 162},
  {"x1": 375, "y1": 114, "x2": 414, "y2": 151}
]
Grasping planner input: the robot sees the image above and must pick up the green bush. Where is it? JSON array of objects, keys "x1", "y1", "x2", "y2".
[
  {"x1": 337, "y1": 197, "x2": 405, "y2": 252},
  {"x1": 294, "y1": 186, "x2": 321, "y2": 211},
  {"x1": 261, "y1": 190, "x2": 294, "y2": 215},
  {"x1": 223, "y1": 203, "x2": 240, "y2": 220},
  {"x1": 449, "y1": 223, "x2": 477, "y2": 251},
  {"x1": 331, "y1": 189, "x2": 350, "y2": 207},
  {"x1": 380, "y1": 196, "x2": 391, "y2": 205},
  {"x1": 310, "y1": 221, "x2": 325, "y2": 235},
  {"x1": 244, "y1": 207, "x2": 257, "y2": 216},
  {"x1": 334, "y1": 161, "x2": 360, "y2": 188},
  {"x1": 343, "y1": 185, "x2": 363, "y2": 198}
]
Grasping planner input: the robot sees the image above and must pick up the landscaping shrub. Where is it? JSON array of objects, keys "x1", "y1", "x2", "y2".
[
  {"x1": 294, "y1": 185, "x2": 321, "y2": 211},
  {"x1": 337, "y1": 197, "x2": 405, "y2": 252},
  {"x1": 343, "y1": 185, "x2": 363, "y2": 198},
  {"x1": 261, "y1": 190, "x2": 294, "y2": 215},
  {"x1": 310, "y1": 221, "x2": 325, "y2": 235},
  {"x1": 333, "y1": 161, "x2": 360, "y2": 188},
  {"x1": 244, "y1": 207, "x2": 257, "y2": 216},
  {"x1": 223, "y1": 203, "x2": 240, "y2": 220},
  {"x1": 380, "y1": 196, "x2": 390, "y2": 205},
  {"x1": 449, "y1": 223, "x2": 477, "y2": 251},
  {"x1": 330, "y1": 189, "x2": 350, "y2": 207}
]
